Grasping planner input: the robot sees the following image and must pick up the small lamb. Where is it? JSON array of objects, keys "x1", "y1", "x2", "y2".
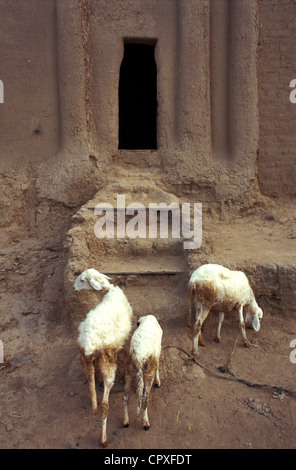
[
  {"x1": 123, "y1": 315, "x2": 163, "y2": 431},
  {"x1": 74, "y1": 268, "x2": 133, "y2": 447},
  {"x1": 188, "y1": 264, "x2": 263, "y2": 355}
]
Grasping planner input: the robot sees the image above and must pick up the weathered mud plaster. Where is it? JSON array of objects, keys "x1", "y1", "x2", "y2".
[{"x1": 0, "y1": 0, "x2": 295, "y2": 227}]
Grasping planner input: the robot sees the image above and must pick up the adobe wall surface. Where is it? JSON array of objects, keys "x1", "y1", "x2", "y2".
[
  {"x1": 0, "y1": 0, "x2": 60, "y2": 166},
  {"x1": 258, "y1": 0, "x2": 296, "y2": 198},
  {"x1": 0, "y1": 0, "x2": 295, "y2": 234}
]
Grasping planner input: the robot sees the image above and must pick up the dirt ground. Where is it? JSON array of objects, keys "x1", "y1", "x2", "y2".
[{"x1": 0, "y1": 212, "x2": 296, "y2": 451}]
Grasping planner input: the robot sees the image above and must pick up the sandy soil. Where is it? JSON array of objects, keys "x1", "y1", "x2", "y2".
[{"x1": 0, "y1": 215, "x2": 296, "y2": 451}]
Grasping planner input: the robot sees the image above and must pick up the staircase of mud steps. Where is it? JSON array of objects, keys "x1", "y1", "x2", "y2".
[{"x1": 66, "y1": 178, "x2": 197, "y2": 328}]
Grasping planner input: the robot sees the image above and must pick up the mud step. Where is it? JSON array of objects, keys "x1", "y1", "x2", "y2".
[
  {"x1": 95, "y1": 255, "x2": 188, "y2": 276},
  {"x1": 103, "y1": 269, "x2": 185, "y2": 275}
]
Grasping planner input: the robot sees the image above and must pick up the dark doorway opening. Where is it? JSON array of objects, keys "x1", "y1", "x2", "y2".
[{"x1": 118, "y1": 42, "x2": 157, "y2": 150}]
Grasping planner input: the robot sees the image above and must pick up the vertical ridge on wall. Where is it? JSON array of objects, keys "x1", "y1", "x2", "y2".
[
  {"x1": 210, "y1": 0, "x2": 231, "y2": 160},
  {"x1": 176, "y1": 0, "x2": 211, "y2": 154},
  {"x1": 210, "y1": 0, "x2": 259, "y2": 164},
  {"x1": 80, "y1": 0, "x2": 98, "y2": 153},
  {"x1": 56, "y1": 0, "x2": 89, "y2": 153},
  {"x1": 229, "y1": 0, "x2": 259, "y2": 162}
]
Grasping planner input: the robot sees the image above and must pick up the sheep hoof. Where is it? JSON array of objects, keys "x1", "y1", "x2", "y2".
[
  {"x1": 144, "y1": 425, "x2": 150, "y2": 431},
  {"x1": 199, "y1": 334, "x2": 206, "y2": 346},
  {"x1": 123, "y1": 423, "x2": 129, "y2": 428},
  {"x1": 215, "y1": 337, "x2": 221, "y2": 343},
  {"x1": 154, "y1": 382, "x2": 161, "y2": 388},
  {"x1": 246, "y1": 340, "x2": 258, "y2": 349},
  {"x1": 99, "y1": 438, "x2": 108, "y2": 448}
]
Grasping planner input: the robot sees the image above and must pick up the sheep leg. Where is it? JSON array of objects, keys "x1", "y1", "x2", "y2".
[
  {"x1": 193, "y1": 298, "x2": 206, "y2": 346},
  {"x1": 99, "y1": 356, "x2": 117, "y2": 447},
  {"x1": 154, "y1": 358, "x2": 161, "y2": 388},
  {"x1": 81, "y1": 355, "x2": 98, "y2": 415},
  {"x1": 123, "y1": 361, "x2": 133, "y2": 428},
  {"x1": 99, "y1": 368, "x2": 116, "y2": 447},
  {"x1": 189, "y1": 288, "x2": 205, "y2": 344},
  {"x1": 142, "y1": 375, "x2": 154, "y2": 430},
  {"x1": 215, "y1": 312, "x2": 224, "y2": 343},
  {"x1": 192, "y1": 305, "x2": 210, "y2": 355},
  {"x1": 238, "y1": 305, "x2": 249, "y2": 347}
]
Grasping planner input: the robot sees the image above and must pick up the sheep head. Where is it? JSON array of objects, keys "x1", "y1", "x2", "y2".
[
  {"x1": 74, "y1": 268, "x2": 112, "y2": 292},
  {"x1": 245, "y1": 303, "x2": 263, "y2": 332}
]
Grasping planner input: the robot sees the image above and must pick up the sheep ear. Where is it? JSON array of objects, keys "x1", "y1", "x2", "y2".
[
  {"x1": 252, "y1": 312, "x2": 261, "y2": 332},
  {"x1": 89, "y1": 278, "x2": 103, "y2": 291}
]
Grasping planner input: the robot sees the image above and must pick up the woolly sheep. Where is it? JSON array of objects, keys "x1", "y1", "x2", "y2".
[
  {"x1": 74, "y1": 268, "x2": 133, "y2": 447},
  {"x1": 123, "y1": 315, "x2": 163, "y2": 431},
  {"x1": 188, "y1": 264, "x2": 263, "y2": 355}
]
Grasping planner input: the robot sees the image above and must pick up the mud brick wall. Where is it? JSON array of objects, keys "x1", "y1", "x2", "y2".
[
  {"x1": 0, "y1": 0, "x2": 60, "y2": 166},
  {"x1": 258, "y1": 0, "x2": 296, "y2": 198},
  {"x1": 0, "y1": 0, "x2": 295, "y2": 233}
]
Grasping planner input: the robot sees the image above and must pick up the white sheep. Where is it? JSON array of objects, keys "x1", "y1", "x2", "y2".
[
  {"x1": 188, "y1": 264, "x2": 263, "y2": 355},
  {"x1": 123, "y1": 315, "x2": 163, "y2": 431},
  {"x1": 74, "y1": 268, "x2": 133, "y2": 447}
]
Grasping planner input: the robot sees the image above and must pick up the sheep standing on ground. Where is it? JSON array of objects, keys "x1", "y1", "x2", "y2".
[
  {"x1": 123, "y1": 315, "x2": 163, "y2": 431},
  {"x1": 74, "y1": 268, "x2": 133, "y2": 447},
  {"x1": 188, "y1": 264, "x2": 263, "y2": 355}
]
